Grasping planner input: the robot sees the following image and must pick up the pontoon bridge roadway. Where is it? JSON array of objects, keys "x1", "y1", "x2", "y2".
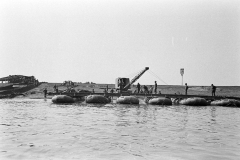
[{"x1": 48, "y1": 92, "x2": 240, "y2": 101}]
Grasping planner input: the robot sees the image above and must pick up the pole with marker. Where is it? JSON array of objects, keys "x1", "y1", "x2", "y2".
[{"x1": 180, "y1": 68, "x2": 184, "y2": 85}]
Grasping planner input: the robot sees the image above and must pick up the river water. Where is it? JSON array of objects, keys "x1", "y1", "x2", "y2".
[{"x1": 0, "y1": 98, "x2": 240, "y2": 160}]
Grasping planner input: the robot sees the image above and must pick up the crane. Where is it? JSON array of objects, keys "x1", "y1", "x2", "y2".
[{"x1": 115, "y1": 67, "x2": 149, "y2": 92}]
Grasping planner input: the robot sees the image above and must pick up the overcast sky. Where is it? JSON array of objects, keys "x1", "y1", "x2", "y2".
[{"x1": 0, "y1": 0, "x2": 239, "y2": 86}]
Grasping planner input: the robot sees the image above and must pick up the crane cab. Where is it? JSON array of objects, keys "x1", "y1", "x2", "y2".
[
  {"x1": 115, "y1": 78, "x2": 130, "y2": 91},
  {"x1": 115, "y1": 67, "x2": 149, "y2": 93}
]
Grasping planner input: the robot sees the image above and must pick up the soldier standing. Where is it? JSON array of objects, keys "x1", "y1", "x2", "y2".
[
  {"x1": 154, "y1": 81, "x2": 157, "y2": 94},
  {"x1": 211, "y1": 84, "x2": 216, "y2": 96},
  {"x1": 137, "y1": 83, "x2": 141, "y2": 93},
  {"x1": 185, "y1": 83, "x2": 189, "y2": 95},
  {"x1": 43, "y1": 88, "x2": 47, "y2": 98}
]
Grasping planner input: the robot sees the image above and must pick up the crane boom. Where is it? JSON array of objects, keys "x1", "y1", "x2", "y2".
[{"x1": 123, "y1": 67, "x2": 149, "y2": 90}]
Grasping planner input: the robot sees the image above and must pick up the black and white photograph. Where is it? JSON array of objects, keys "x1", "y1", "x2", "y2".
[{"x1": 0, "y1": 0, "x2": 240, "y2": 159}]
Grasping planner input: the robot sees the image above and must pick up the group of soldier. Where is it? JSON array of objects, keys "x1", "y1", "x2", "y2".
[
  {"x1": 102, "y1": 81, "x2": 160, "y2": 94},
  {"x1": 43, "y1": 82, "x2": 218, "y2": 98},
  {"x1": 185, "y1": 83, "x2": 217, "y2": 97},
  {"x1": 134, "y1": 81, "x2": 159, "y2": 94}
]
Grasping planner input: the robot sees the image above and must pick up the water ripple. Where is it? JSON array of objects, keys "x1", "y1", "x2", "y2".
[{"x1": 0, "y1": 99, "x2": 240, "y2": 160}]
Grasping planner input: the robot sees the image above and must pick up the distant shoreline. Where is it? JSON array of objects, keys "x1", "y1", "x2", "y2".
[{"x1": 1, "y1": 83, "x2": 240, "y2": 99}]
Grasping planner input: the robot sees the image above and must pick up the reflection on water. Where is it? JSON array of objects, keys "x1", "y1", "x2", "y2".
[{"x1": 0, "y1": 99, "x2": 240, "y2": 160}]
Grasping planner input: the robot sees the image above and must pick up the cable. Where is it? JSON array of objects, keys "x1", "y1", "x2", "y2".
[{"x1": 148, "y1": 70, "x2": 168, "y2": 85}]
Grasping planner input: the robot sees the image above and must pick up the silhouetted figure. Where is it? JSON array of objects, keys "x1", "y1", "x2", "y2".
[
  {"x1": 104, "y1": 88, "x2": 108, "y2": 93},
  {"x1": 43, "y1": 88, "x2": 47, "y2": 98},
  {"x1": 211, "y1": 84, "x2": 216, "y2": 96},
  {"x1": 56, "y1": 86, "x2": 58, "y2": 93},
  {"x1": 110, "y1": 88, "x2": 114, "y2": 100},
  {"x1": 143, "y1": 85, "x2": 148, "y2": 94},
  {"x1": 185, "y1": 83, "x2": 189, "y2": 95},
  {"x1": 53, "y1": 84, "x2": 58, "y2": 93},
  {"x1": 149, "y1": 85, "x2": 153, "y2": 94},
  {"x1": 154, "y1": 81, "x2": 157, "y2": 94},
  {"x1": 53, "y1": 84, "x2": 57, "y2": 90},
  {"x1": 110, "y1": 88, "x2": 114, "y2": 93},
  {"x1": 137, "y1": 83, "x2": 141, "y2": 93}
]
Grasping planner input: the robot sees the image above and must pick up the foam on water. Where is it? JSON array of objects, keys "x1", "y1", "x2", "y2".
[{"x1": 0, "y1": 99, "x2": 240, "y2": 160}]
